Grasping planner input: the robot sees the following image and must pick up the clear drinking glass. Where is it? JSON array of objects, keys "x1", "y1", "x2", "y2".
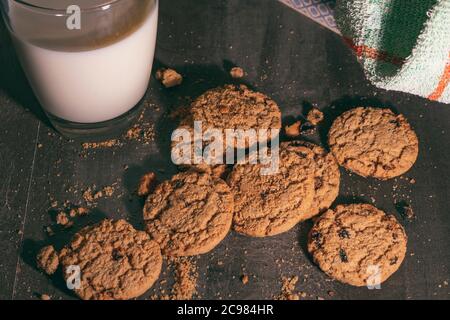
[{"x1": 0, "y1": 0, "x2": 159, "y2": 138}]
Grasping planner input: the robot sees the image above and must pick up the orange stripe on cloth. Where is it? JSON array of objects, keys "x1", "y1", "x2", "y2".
[
  {"x1": 428, "y1": 53, "x2": 450, "y2": 101},
  {"x1": 343, "y1": 37, "x2": 405, "y2": 66}
]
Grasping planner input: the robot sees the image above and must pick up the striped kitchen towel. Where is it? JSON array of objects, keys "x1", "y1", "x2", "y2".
[
  {"x1": 280, "y1": 0, "x2": 340, "y2": 33},
  {"x1": 281, "y1": 0, "x2": 450, "y2": 104}
]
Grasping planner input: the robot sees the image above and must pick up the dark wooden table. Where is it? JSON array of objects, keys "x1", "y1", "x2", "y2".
[{"x1": 0, "y1": 0, "x2": 449, "y2": 300}]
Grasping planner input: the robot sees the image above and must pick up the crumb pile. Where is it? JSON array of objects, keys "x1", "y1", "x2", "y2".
[
  {"x1": 156, "y1": 258, "x2": 198, "y2": 300},
  {"x1": 276, "y1": 276, "x2": 301, "y2": 300}
]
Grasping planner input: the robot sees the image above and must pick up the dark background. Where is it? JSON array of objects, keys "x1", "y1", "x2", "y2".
[{"x1": 0, "y1": 0, "x2": 449, "y2": 300}]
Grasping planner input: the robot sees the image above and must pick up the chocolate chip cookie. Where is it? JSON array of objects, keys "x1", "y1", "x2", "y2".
[
  {"x1": 59, "y1": 219, "x2": 162, "y2": 300},
  {"x1": 171, "y1": 85, "x2": 281, "y2": 172},
  {"x1": 190, "y1": 84, "x2": 282, "y2": 138},
  {"x1": 286, "y1": 141, "x2": 340, "y2": 219},
  {"x1": 143, "y1": 171, "x2": 234, "y2": 256},
  {"x1": 328, "y1": 107, "x2": 419, "y2": 180},
  {"x1": 228, "y1": 142, "x2": 316, "y2": 237},
  {"x1": 308, "y1": 204, "x2": 407, "y2": 287}
]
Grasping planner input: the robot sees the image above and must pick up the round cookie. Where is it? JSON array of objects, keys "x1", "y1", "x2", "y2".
[
  {"x1": 171, "y1": 85, "x2": 281, "y2": 175},
  {"x1": 59, "y1": 219, "x2": 162, "y2": 300},
  {"x1": 143, "y1": 170, "x2": 234, "y2": 256},
  {"x1": 228, "y1": 142, "x2": 316, "y2": 237},
  {"x1": 308, "y1": 204, "x2": 407, "y2": 287},
  {"x1": 328, "y1": 107, "x2": 419, "y2": 180},
  {"x1": 286, "y1": 141, "x2": 340, "y2": 219},
  {"x1": 189, "y1": 84, "x2": 282, "y2": 147}
]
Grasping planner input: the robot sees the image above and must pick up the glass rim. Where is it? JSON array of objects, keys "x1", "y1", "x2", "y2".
[{"x1": 10, "y1": 0, "x2": 125, "y2": 13}]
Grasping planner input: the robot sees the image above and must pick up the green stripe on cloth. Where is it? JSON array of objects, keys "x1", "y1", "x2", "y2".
[{"x1": 335, "y1": 0, "x2": 450, "y2": 103}]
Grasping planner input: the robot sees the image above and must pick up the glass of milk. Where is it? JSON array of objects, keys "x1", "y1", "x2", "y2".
[{"x1": 0, "y1": 0, "x2": 159, "y2": 138}]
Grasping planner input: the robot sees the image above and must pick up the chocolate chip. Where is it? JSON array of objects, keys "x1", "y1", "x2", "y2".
[
  {"x1": 174, "y1": 181, "x2": 184, "y2": 189},
  {"x1": 389, "y1": 119, "x2": 399, "y2": 126},
  {"x1": 315, "y1": 178, "x2": 323, "y2": 189},
  {"x1": 112, "y1": 249, "x2": 123, "y2": 261},
  {"x1": 338, "y1": 228, "x2": 350, "y2": 239},
  {"x1": 339, "y1": 249, "x2": 348, "y2": 263},
  {"x1": 311, "y1": 231, "x2": 322, "y2": 241},
  {"x1": 311, "y1": 231, "x2": 323, "y2": 248},
  {"x1": 390, "y1": 257, "x2": 398, "y2": 265}
]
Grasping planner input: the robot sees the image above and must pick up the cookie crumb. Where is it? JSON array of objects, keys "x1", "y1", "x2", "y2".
[
  {"x1": 77, "y1": 207, "x2": 89, "y2": 216},
  {"x1": 230, "y1": 67, "x2": 245, "y2": 79},
  {"x1": 241, "y1": 274, "x2": 249, "y2": 285},
  {"x1": 126, "y1": 126, "x2": 142, "y2": 140},
  {"x1": 40, "y1": 294, "x2": 51, "y2": 300},
  {"x1": 69, "y1": 207, "x2": 90, "y2": 218},
  {"x1": 83, "y1": 185, "x2": 116, "y2": 205},
  {"x1": 125, "y1": 122, "x2": 155, "y2": 144},
  {"x1": 276, "y1": 276, "x2": 300, "y2": 300},
  {"x1": 137, "y1": 172, "x2": 157, "y2": 197},
  {"x1": 285, "y1": 121, "x2": 302, "y2": 138},
  {"x1": 156, "y1": 68, "x2": 183, "y2": 88},
  {"x1": 56, "y1": 212, "x2": 69, "y2": 226},
  {"x1": 69, "y1": 208, "x2": 77, "y2": 218},
  {"x1": 36, "y1": 245, "x2": 59, "y2": 275},
  {"x1": 103, "y1": 186, "x2": 114, "y2": 197},
  {"x1": 307, "y1": 108, "x2": 324, "y2": 126},
  {"x1": 82, "y1": 139, "x2": 120, "y2": 150},
  {"x1": 409, "y1": 178, "x2": 416, "y2": 184},
  {"x1": 82, "y1": 187, "x2": 94, "y2": 203},
  {"x1": 170, "y1": 258, "x2": 198, "y2": 300}
]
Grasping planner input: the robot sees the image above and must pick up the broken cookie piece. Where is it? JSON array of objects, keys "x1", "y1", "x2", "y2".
[
  {"x1": 156, "y1": 68, "x2": 183, "y2": 88},
  {"x1": 307, "y1": 108, "x2": 324, "y2": 126},
  {"x1": 36, "y1": 245, "x2": 59, "y2": 275},
  {"x1": 241, "y1": 274, "x2": 249, "y2": 285},
  {"x1": 137, "y1": 172, "x2": 157, "y2": 197},
  {"x1": 230, "y1": 67, "x2": 245, "y2": 79},
  {"x1": 56, "y1": 212, "x2": 70, "y2": 226},
  {"x1": 285, "y1": 121, "x2": 302, "y2": 138}
]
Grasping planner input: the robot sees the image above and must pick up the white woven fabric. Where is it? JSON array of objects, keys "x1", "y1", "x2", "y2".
[{"x1": 335, "y1": 0, "x2": 450, "y2": 104}]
